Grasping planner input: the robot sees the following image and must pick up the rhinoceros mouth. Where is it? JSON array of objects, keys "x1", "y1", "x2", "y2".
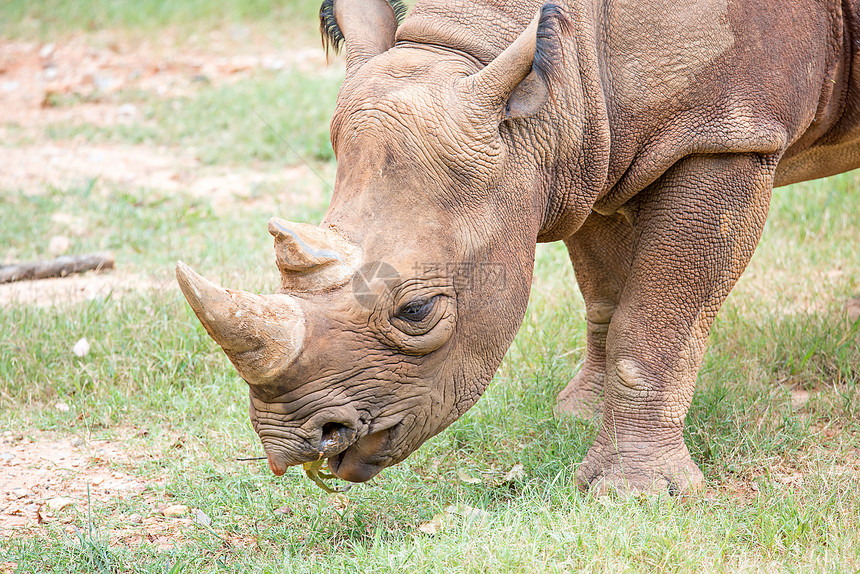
[{"x1": 326, "y1": 423, "x2": 399, "y2": 483}]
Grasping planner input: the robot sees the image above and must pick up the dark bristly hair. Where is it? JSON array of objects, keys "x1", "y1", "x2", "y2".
[
  {"x1": 319, "y1": 0, "x2": 409, "y2": 57},
  {"x1": 533, "y1": 3, "x2": 573, "y2": 102}
]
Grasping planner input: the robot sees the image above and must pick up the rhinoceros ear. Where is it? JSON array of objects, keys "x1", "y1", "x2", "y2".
[
  {"x1": 319, "y1": 0, "x2": 407, "y2": 72},
  {"x1": 505, "y1": 70, "x2": 551, "y2": 120},
  {"x1": 467, "y1": 4, "x2": 571, "y2": 120},
  {"x1": 268, "y1": 218, "x2": 361, "y2": 292}
]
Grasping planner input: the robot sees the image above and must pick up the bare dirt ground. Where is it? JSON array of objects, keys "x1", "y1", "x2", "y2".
[
  {"x1": 0, "y1": 271, "x2": 169, "y2": 308},
  {"x1": 0, "y1": 430, "x2": 155, "y2": 537},
  {"x1": 0, "y1": 30, "x2": 322, "y2": 307},
  {"x1": 0, "y1": 141, "x2": 313, "y2": 216},
  {"x1": 0, "y1": 429, "x2": 256, "y2": 550},
  {"x1": 0, "y1": 30, "x2": 321, "y2": 540},
  {"x1": 0, "y1": 29, "x2": 327, "y2": 132},
  {"x1": 0, "y1": 28, "x2": 325, "y2": 204}
]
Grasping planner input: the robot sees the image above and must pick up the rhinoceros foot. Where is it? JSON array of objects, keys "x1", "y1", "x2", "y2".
[
  {"x1": 574, "y1": 428, "x2": 704, "y2": 497},
  {"x1": 554, "y1": 369, "x2": 604, "y2": 419}
]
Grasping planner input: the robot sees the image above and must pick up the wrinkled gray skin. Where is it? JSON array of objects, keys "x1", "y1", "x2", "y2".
[{"x1": 177, "y1": 0, "x2": 860, "y2": 494}]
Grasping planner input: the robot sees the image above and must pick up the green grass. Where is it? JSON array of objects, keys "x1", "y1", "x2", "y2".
[
  {"x1": 0, "y1": 0, "x2": 321, "y2": 39},
  {"x1": 1, "y1": 11, "x2": 859, "y2": 571},
  {"x1": 1, "y1": 176, "x2": 858, "y2": 572},
  {"x1": 0, "y1": 177, "x2": 330, "y2": 278},
  {"x1": 44, "y1": 67, "x2": 344, "y2": 166}
]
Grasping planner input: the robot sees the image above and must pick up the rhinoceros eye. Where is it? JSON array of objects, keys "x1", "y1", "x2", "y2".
[
  {"x1": 386, "y1": 292, "x2": 454, "y2": 353},
  {"x1": 396, "y1": 296, "x2": 438, "y2": 323}
]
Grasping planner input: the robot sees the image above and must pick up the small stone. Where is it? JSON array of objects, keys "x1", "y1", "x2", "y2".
[
  {"x1": 161, "y1": 504, "x2": 188, "y2": 517},
  {"x1": 273, "y1": 504, "x2": 292, "y2": 516},
  {"x1": 11, "y1": 488, "x2": 28, "y2": 499},
  {"x1": 93, "y1": 74, "x2": 119, "y2": 92},
  {"x1": 39, "y1": 43, "x2": 55, "y2": 59},
  {"x1": 46, "y1": 497, "x2": 74, "y2": 511},
  {"x1": 417, "y1": 512, "x2": 447, "y2": 535},
  {"x1": 43, "y1": 66, "x2": 58, "y2": 81},
  {"x1": 503, "y1": 463, "x2": 525, "y2": 483},
  {"x1": 0, "y1": 452, "x2": 14, "y2": 462},
  {"x1": 117, "y1": 103, "x2": 137, "y2": 117},
  {"x1": 193, "y1": 509, "x2": 211, "y2": 527},
  {"x1": 262, "y1": 58, "x2": 286, "y2": 71},
  {"x1": 55, "y1": 401, "x2": 70, "y2": 412},
  {"x1": 128, "y1": 513, "x2": 143, "y2": 524},
  {"x1": 70, "y1": 437, "x2": 83, "y2": 447},
  {"x1": 73, "y1": 337, "x2": 90, "y2": 358}
]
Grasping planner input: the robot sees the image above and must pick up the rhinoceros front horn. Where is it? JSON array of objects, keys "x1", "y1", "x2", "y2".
[{"x1": 175, "y1": 261, "x2": 306, "y2": 384}]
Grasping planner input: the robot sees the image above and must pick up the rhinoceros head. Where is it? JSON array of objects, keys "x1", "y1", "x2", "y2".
[{"x1": 177, "y1": 0, "x2": 572, "y2": 482}]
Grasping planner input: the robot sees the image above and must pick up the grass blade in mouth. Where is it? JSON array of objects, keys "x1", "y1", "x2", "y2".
[{"x1": 303, "y1": 459, "x2": 352, "y2": 493}]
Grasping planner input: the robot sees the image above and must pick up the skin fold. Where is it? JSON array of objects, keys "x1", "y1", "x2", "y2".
[{"x1": 177, "y1": 0, "x2": 860, "y2": 494}]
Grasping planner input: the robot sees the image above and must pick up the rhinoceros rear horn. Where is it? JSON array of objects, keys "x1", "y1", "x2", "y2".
[
  {"x1": 268, "y1": 218, "x2": 360, "y2": 292},
  {"x1": 467, "y1": 4, "x2": 571, "y2": 120},
  {"x1": 319, "y1": 0, "x2": 406, "y2": 72},
  {"x1": 175, "y1": 261, "x2": 306, "y2": 384}
]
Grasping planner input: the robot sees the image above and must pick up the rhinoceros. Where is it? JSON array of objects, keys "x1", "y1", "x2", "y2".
[{"x1": 176, "y1": 0, "x2": 860, "y2": 494}]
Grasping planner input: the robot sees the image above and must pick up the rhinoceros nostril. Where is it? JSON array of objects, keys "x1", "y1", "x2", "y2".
[
  {"x1": 321, "y1": 422, "x2": 346, "y2": 441},
  {"x1": 320, "y1": 422, "x2": 352, "y2": 454}
]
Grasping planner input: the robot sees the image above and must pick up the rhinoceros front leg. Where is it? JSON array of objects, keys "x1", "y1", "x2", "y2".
[
  {"x1": 575, "y1": 153, "x2": 776, "y2": 495},
  {"x1": 555, "y1": 212, "x2": 634, "y2": 418}
]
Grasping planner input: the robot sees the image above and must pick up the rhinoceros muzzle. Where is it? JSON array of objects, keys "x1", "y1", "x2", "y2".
[
  {"x1": 326, "y1": 423, "x2": 401, "y2": 482},
  {"x1": 260, "y1": 421, "x2": 357, "y2": 476},
  {"x1": 258, "y1": 420, "x2": 399, "y2": 482}
]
